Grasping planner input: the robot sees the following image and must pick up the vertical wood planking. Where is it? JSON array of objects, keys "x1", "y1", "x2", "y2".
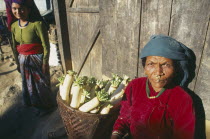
[
  {"x1": 68, "y1": 13, "x2": 99, "y2": 76},
  {"x1": 66, "y1": 0, "x2": 100, "y2": 77},
  {"x1": 100, "y1": 0, "x2": 118, "y2": 78},
  {"x1": 88, "y1": 15, "x2": 101, "y2": 79},
  {"x1": 77, "y1": 13, "x2": 91, "y2": 76},
  {"x1": 115, "y1": 0, "x2": 141, "y2": 78},
  {"x1": 90, "y1": 34, "x2": 102, "y2": 79},
  {"x1": 194, "y1": 22, "x2": 210, "y2": 119},
  {"x1": 80, "y1": 14, "x2": 100, "y2": 77},
  {"x1": 68, "y1": 13, "x2": 78, "y2": 71},
  {"x1": 53, "y1": 0, "x2": 72, "y2": 73},
  {"x1": 169, "y1": 0, "x2": 210, "y2": 90},
  {"x1": 65, "y1": 0, "x2": 100, "y2": 76},
  {"x1": 100, "y1": 0, "x2": 141, "y2": 79},
  {"x1": 138, "y1": 0, "x2": 172, "y2": 77}
]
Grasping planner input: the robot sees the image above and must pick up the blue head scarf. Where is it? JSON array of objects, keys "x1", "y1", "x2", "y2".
[{"x1": 140, "y1": 35, "x2": 196, "y2": 87}]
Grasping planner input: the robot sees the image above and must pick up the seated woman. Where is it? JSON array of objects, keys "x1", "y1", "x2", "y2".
[{"x1": 111, "y1": 35, "x2": 204, "y2": 139}]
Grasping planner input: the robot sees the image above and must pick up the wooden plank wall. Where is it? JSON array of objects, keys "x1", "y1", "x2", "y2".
[
  {"x1": 100, "y1": 0, "x2": 141, "y2": 79},
  {"x1": 65, "y1": 0, "x2": 102, "y2": 79},
  {"x1": 169, "y1": 0, "x2": 210, "y2": 89},
  {"x1": 60, "y1": 0, "x2": 210, "y2": 119},
  {"x1": 53, "y1": 0, "x2": 72, "y2": 73}
]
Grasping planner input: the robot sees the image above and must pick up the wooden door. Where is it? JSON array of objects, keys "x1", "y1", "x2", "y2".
[{"x1": 65, "y1": 0, "x2": 102, "y2": 79}]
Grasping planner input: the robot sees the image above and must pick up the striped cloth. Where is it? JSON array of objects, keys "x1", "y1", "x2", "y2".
[{"x1": 19, "y1": 53, "x2": 54, "y2": 109}]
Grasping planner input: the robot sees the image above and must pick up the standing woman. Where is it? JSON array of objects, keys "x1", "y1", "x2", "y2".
[{"x1": 4, "y1": 0, "x2": 55, "y2": 115}]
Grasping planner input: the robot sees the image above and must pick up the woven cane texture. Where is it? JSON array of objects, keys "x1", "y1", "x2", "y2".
[{"x1": 57, "y1": 94, "x2": 119, "y2": 139}]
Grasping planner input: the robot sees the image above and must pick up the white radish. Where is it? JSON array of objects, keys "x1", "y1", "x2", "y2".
[
  {"x1": 79, "y1": 89, "x2": 109, "y2": 112},
  {"x1": 111, "y1": 75, "x2": 130, "y2": 98},
  {"x1": 110, "y1": 89, "x2": 125, "y2": 105},
  {"x1": 80, "y1": 90, "x2": 90, "y2": 104},
  {"x1": 70, "y1": 84, "x2": 82, "y2": 108},
  {"x1": 104, "y1": 81, "x2": 111, "y2": 92},
  {"x1": 100, "y1": 104, "x2": 113, "y2": 115},
  {"x1": 80, "y1": 91, "x2": 86, "y2": 104},
  {"x1": 79, "y1": 97, "x2": 100, "y2": 112},
  {"x1": 110, "y1": 84, "x2": 125, "y2": 98},
  {"x1": 70, "y1": 76, "x2": 85, "y2": 108},
  {"x1": 108, "y1": 85, "x2": 117, "y2": 95},
  {"x1": 107, "y1": 74, "x2": 122, "y2": 95},
  {"x1": 90, "y1": 107, "x2": 100, "y2": 114},
  {"x1": 60, "y1": 74, "x2": 74, "y2": 104},
  {"x1": 57, "y1": 75, "x2": 65, "y2": 98}
]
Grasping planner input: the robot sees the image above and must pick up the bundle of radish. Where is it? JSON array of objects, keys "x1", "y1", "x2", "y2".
[
  {"x1": 89, "y1": 79, "x2": 108, "y2": 99},
  {"x1": 70, "y1": 76, "x2": 86, "y2": 108},
  {"x1": 58, "y1": 70, "x2": 76, "y2": 105},
  {"x1": 99, "y1": 75, "x2": 130, "y2": 115},
  {"x1": 57, "y1": 75, "x2": 65, "y2": 88},
  {"x1": 80, "y1": 77, "x2": 96, "y2": 104},
  {"x1": 79, "y1": 89, "x2": 109, "y2": 112},
  {"x1": 83, "y1": 79, "x2": 109, "y2": 114},
  {"x1": 96, "y1": 79, "x2": 109, "y2": 90},
  {"x1": 107, "y1": 74, "x2": 123, "y2": 95},
  {"x1": 57, "y1": 72, "x2": 132, "y2": 115},
  {"x1": 110, "y1": 75, "x2": 130, "y2": 105}
]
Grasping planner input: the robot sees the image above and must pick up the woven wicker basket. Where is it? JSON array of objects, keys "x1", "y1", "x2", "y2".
[{"x1": 57, "y1": 93, "x2": 120, "y2": 139}]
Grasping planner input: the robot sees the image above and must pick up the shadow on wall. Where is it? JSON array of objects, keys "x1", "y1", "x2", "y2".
[
  {"x1": 185, "y1": 88, "x2": 206, "y2": 139},
  {"x1": 181, "y1": 47, "x2": 206, "y2": 138}
]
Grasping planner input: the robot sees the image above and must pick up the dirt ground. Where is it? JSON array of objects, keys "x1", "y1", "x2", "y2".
[{"x1": 0, "y1": 44, "x2": 67, "y2": 139}]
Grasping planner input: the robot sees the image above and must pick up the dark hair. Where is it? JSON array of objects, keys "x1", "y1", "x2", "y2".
[
  {"x1": 141, "y1": 57, "x2": 146, "y2": 67},
  {"x1": 19, "y1": 2, "x2": 48, "y2": 29},
  {"x1": 26, "y1": 4, "x2": 43, "y2": 22}
]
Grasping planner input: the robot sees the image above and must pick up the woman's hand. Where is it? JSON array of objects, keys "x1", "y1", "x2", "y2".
[
  {"x1": 42, "y1": 63, "x2": 50, "y2": 75},
  {"x1": 111, "y1": 134, "x2": 122, "y2": 139},
  {"x1": 111, "y1": 131, "x2": 123, "y2": 139}
]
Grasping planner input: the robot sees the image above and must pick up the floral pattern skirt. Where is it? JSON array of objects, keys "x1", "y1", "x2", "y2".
[{"x1": 19, "y1": 54, "x2": 55, "y2": 109}]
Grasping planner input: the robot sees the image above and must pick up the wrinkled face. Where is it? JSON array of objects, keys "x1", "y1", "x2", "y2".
[
  {"x1": 11, "y1": 3, "x2": 30, "y2": 20},
  {"x1": 144, "y1": 56, "x2": 175, "y2": 92}
]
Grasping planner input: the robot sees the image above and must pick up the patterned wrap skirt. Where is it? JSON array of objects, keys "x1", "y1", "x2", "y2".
[{"x1": 18, "y1": 53, "x2": 55, "y2": 109}]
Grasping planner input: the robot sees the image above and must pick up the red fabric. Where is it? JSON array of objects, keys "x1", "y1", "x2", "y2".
[
  {"x1": 4, "y1": 0, "x2": 17, "y2": 31},
  {"x1": 113, "y1": 77, "x2": 195, "y2": 139},
  {"x1": 16, "y1": 43, "x2": 43, "y2": 55}
]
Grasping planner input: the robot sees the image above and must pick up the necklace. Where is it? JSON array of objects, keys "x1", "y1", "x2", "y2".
[
  {"x1": 146, "y1": 79, "x2": 166, "y2": 99},
  {"x1": 18, "y1": 20, "x2": 29, "y2": 27}
]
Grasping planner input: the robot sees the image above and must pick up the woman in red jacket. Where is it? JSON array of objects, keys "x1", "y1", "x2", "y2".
[{"x1": 111, "y1": 35, "x2": 205, "y2": 139}]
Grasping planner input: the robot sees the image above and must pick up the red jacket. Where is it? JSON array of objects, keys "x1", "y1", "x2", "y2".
[{"x1": 113, "y1": 77, "x2": 195, "y2": 139}]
